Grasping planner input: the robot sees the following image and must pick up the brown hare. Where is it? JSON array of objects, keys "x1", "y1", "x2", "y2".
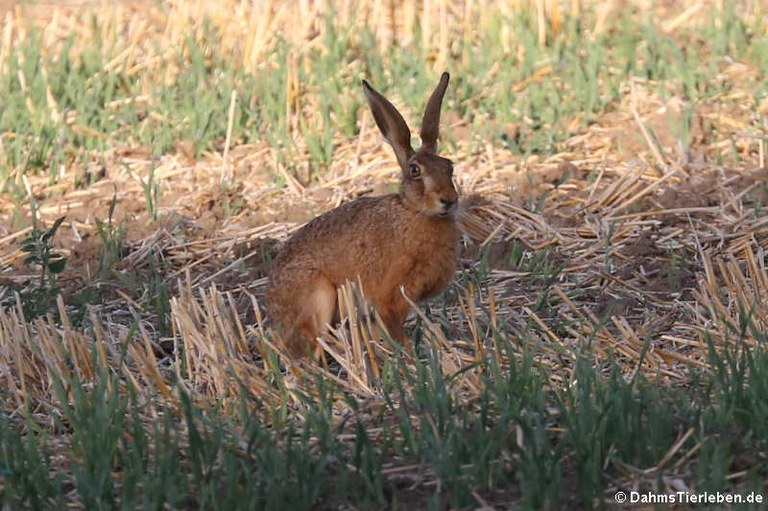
[{"x1": 265, "y1": 72, "x2": 459, "y2": 356}]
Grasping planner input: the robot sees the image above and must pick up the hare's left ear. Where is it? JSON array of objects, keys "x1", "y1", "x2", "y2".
[
  {"x1": 419, "y1": 72, "x2": 450, "y2": 154},
  {"x1": 363, "y1": 79, "x2": 415, "y2": 171}
]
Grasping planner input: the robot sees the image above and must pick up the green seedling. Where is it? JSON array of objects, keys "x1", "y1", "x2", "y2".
[{"x1": 16, "y1": 216, "x2": 67, "y2": 318}]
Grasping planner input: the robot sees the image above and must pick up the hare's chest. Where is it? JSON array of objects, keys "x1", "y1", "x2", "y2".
[
  {"x1": 399, "y1": 223, "x2": 458, "y2": 300},
  {"x1": 414, "y1": 258, "x2": 455, "y2": 299}
]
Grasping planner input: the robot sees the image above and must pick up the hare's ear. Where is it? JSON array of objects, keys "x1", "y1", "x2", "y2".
[
  {"x1": 363, "y1": 79, "x2": 414, "y2": 171},
  {"x1": 419, "y1": 72, "x2": 450, "y2": 154}
]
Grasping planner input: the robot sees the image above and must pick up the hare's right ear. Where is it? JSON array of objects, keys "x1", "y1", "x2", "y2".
[
  {"x1": 362, "y1": 79, "x2": 414, "y2": 171},
  {"x1": 420, "y1": 72, "x2": 450, "y2": 154}
]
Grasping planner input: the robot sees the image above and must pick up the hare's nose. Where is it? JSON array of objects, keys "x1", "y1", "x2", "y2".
[{"x1": 440, "y1": 197, "x2": 456, "y2": 210}]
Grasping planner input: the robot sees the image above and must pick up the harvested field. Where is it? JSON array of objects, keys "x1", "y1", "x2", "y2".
[{"x1": 1, "y1": 0, "x2": 767, "y2": 509}]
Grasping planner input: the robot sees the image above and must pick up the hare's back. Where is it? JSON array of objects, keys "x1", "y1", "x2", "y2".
[{"x1": 273, "y1": 195, "x2": 404, "y2": 275}]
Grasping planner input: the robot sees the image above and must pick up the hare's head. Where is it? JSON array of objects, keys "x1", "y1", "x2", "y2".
[{"x1": 362, "y1": 73, "x2": 458, "y2": 219}]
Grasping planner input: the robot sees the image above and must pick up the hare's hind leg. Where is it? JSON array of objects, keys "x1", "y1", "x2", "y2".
[{"x1": 288, "y1": 273, "x2": 337, "y2": 357}]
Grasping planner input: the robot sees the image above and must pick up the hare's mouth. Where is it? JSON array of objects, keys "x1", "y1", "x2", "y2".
[{"x1": 437, "y1": 201, "x2": 457, "y2": 219}]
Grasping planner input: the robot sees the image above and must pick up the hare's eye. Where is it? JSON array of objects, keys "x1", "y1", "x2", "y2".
[{"x1": 409, "y1": 164, "x2": 421, "y2": 179}]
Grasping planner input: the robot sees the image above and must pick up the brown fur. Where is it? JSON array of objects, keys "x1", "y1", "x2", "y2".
[{"x1": 265, "y1": 73, "x2": 459, "y2": 356}]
